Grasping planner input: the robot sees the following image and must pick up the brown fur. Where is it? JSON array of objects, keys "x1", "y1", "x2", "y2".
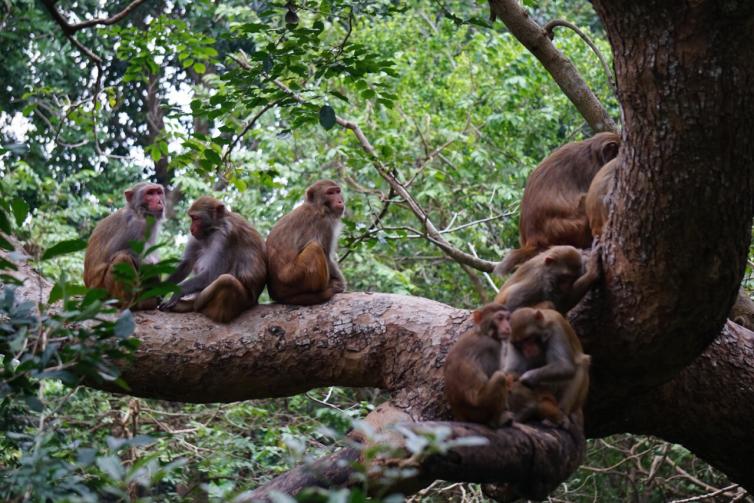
[
  {"x1": 730, "y1": 288, "x2": 754, "y2": 331},
  {"x1": 496, "y1": 132, "x2": 619, "y2": 275},
  {"x1": 83, "y1": 182, "x2": 165, "y2": 309},
  {"x1": 444, "y1": 304, "x2": 512, "y2": 427},
  {"x1": 494, "y1": 245, "x2": 600, "y2": 314},
  {"x1": 505, "y1": 308, "x2": 590, "y2": 419},
  {"x1": 266, "y1": 180, "x2": 346, "y2": 305},
  {"x1": 506, "y1": 378, "x2": 564, "y2": 424},
  {"x1": 585, "y1": 158, "x2": 618, "y2": 238},
  {"x1": 160, "y1": 196, "x2": 267, "y2": 323}
]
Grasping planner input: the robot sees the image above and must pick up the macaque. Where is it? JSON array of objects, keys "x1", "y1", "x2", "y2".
[
  {"x1": 494, "y1": 245, "x2": 599, "y2": 314},
  {"x1": 504, "y1": 307, "x2": 591, "y2": 423},
  {"x1": 83, "y1": 182, "x2": 165, "y2": 309},
  {"x1": 159, "y1": 196, "x2": 267, "y2": 323},
  {"x1": 495, "y1": 132, "x2": 620, "y2": 276},
  {"x1": 585, "y1": 158, "x2": 618, "y2": 238},
  {"x1": 444, "y1": 304, "x2": 512, "y2": 427},
  {"x1": 506, "y1": 378, "x2": 564, "y2": 424},
  {"x1": 730, "y1": 288, "x2": 754, "y2": 331},
  {"x1": 266, "y1": 180, "x2": 346, "y2": 305}
]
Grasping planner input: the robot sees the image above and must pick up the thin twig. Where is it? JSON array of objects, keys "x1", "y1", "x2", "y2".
[
  {"x1": 267, "y1": 77, "x2": 497, "y2": 272},
  {"x1": 221, "y1": 100, "x2": 281, "y2": 166},
  {"x1": 668, "y1": 484, "x2": 741, "y2": 503},
  {"x1": 544, "y1": 19, "x2": 616, "y2": 94},
  {"x1": 41, "y1": 0, "x2": 148, "y2": 34}
]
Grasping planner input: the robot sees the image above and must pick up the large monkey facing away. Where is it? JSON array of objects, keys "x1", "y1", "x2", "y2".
[
  {"x1": 504, "y1": 307, "x2": 591, "y2": 424},
  {"x1": 266, "y1": 180, "x2": 346, "y2": 305},
  {"x1": 159, "y1": 196, "x2": 267, "y2": 323},
  {"x1": 84, "y1": 182, "x2": 165, "y2": 309},
  {"x1": 495, "y1": 132, "x2": 619, "y2": 276}
]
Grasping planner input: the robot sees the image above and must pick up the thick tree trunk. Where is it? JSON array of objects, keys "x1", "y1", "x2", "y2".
[{"x1": 579, "y1": 0, "x2": 754, "y2": 408}]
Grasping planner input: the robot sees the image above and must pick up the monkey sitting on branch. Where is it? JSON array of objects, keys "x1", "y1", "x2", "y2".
[
  {"x1": 266, "y1": 180, "x2": 347, "y2": 305},
  {"x1": 159, "y1": 196, "x2": 267, "y2": 323},
  {"x1": 503, "y1": 307, "x2": 591, "y2": 426},
  {"x1": 84, "y1": 182, "x2": 166, "y2": 310},
  {"x1": 495, "y1": 245, "x2": 600, "y2": 314},
  {"x1": 495, "y1": 132, "x2": 619, "y2": 276},
  {"x1": 444, "y1": 304, "x2": 513, "y2": 427}
]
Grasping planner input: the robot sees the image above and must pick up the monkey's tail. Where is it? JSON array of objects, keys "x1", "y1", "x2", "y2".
[{"x1": 493, "y1": 245, "x2": 539, "y2": 276}]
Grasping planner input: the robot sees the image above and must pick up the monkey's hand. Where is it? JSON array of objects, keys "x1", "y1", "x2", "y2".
[
  {"x1": 158, "y1": 294, "x2": 181, "y2": 312},
  {"x1": 519, "y1": 372, "x2": 538, "y2": 388}
]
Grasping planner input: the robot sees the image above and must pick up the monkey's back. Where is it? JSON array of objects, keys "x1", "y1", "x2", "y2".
[
  {"x1": 444, "y1": 331, "x2": 503, "y2": 423},
  {"x1": 84, "y1": 208, "x2": 128, "y2": 288},
  {"x1": 225, "y1": 212, "x2": 267, "y2": 300},
  {"x1": 519, "y1": 132, "x2": 619, "y2": 248}
]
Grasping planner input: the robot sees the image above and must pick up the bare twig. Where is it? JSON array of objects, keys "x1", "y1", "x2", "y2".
[
  {"x1": 40, "y1": 0, "x2": 148, "y2": 34},
  {"x1": 266, "y1": 77, "x2": 497, "y2": 273},
  {"x1": 221, "y1": 100, "x2": 281, "y2": 166},
  {"x1": 544, "y1": 19, "x2": 616, "y2": 94},
  {"x1": 488, "y1": 0, "x2": 617, "y2": 133},
  {"x1": 668, "y1": 484, "x2": 740, "y2": 503}
]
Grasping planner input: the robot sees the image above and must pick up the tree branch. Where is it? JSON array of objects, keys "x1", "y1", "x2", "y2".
[
  {"x1": 40, "y1": 0, "x2": 148, "y2": 34},
  {"x1": 487, "y1": 0, "x2": 617, "y2": 133},
  {"x1": 268, "y1": 78, "x2": 498, "y2": 273}
]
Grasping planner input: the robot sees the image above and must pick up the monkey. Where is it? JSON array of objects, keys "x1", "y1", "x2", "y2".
[
  {"x1": 585, "y1": 158, "x2": 618, "y2": 238},
  {"x1": 83, "y1": 182, "x2": 165, "y2": 309},
  {"x1": 266, "y1": 180, "x2": 346, "y2": 305},
  {"x1": 158, "y1": 196, "x2": 267, "y2": 323},
  {"x1": 729, "y1": 288, "x2": 754, "y2": 331},
  {"x1": 494, "y1": 245, "x2": 600, "y2": 314},
  {"x1": 495, "y1": 132, "x2": 619, "y2": 276},
  {"x1": 506, "y1": 377, "x2": 565, "y2": 425},
  {"x1": 503, "y1": 307, "x2": 591, "y2": 423},
  {"x1": 443, "y1": 303, "x2": 513, "y2": 427}
]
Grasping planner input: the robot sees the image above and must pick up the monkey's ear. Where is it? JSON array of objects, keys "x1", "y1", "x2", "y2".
[
  {"x1": 306, "y1": 186, "x2": 317, "y2": 202},
  {"x1": 602, "y1": 141, "x2": 619, "y2": 163},
  {"x1": 124, "y1": 189, "x2": 134, "y2": 203},
  {"x1": 472, "y1": 309, "x2": 483, "y2": 325},
  {"x1": 215, "y1": 203, "x2": 226, "y2": 218},
  {"x1": 544, "y1": 255, "x2": 555, "y2": 265},
  {"x1": 534, "y1": 310, "x2": 544, "y2": 322}
]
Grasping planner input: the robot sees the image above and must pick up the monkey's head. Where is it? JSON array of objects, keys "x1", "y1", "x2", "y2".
[
  {"x1": 126, "y1": 182, "x2": 165, "y2": 219},
  {"x1": 307, "y1": 180, "x2": 345, "y2": 218},
  {"x1": 188, "y1": 196, "x2": 226, "y2": 239},
  {"x1": 510, "y1": 307, "x2": 552, "y2": 360},
  {"x1": 589, "y1": 131, "x2": 620, "y2": 167},
  {"x1": 543, "y1": 245, "x2": 584, "y2": 291},
  {"x1": 472, "y1": 303, "x2": 511, "y2": 341}
]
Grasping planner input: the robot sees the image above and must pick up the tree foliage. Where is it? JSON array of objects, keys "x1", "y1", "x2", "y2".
[{"x1": 0, "y1": 0, "x2": 749, "y2": 501}]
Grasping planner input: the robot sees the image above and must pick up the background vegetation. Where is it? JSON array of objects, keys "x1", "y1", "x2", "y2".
[{"x1": 0, "y1": 0, "x2": 749, "y2": 500}]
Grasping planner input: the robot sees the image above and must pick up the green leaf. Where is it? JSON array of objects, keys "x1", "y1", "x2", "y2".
[
  {"x1": 25, "y1": 396, "x2": 44, "y2": 412},
  {"x1": 0, "y1": 207, "x2": 11, "y2": 234},
  {"x1": 114, "y1": 311, "x2": 135, "y2": 338},
  {"x1": 97, "y1": 455, "x2": 126, "y2": 480},
  {"x1": 204, "y1": 149, "x2": 222, "y2": 165},
  {"x1": 319, "y1": 105, "x2": 336, "y2": 130},
  {"x1": 0, "y1": 233, "x2": 13, "y2": 251},
  {"x1": 41, "y1": 239, "x2": 87, "y2": 260},
  {"x1": 329, "y1": 90, "x2": 349, "y2": 103},
  {"x1": 193, "y1": 62, "x2": 206, "y2": 74},
  {"x1": 11, "y1": 198, "x2": 29, "y2": 226}
]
